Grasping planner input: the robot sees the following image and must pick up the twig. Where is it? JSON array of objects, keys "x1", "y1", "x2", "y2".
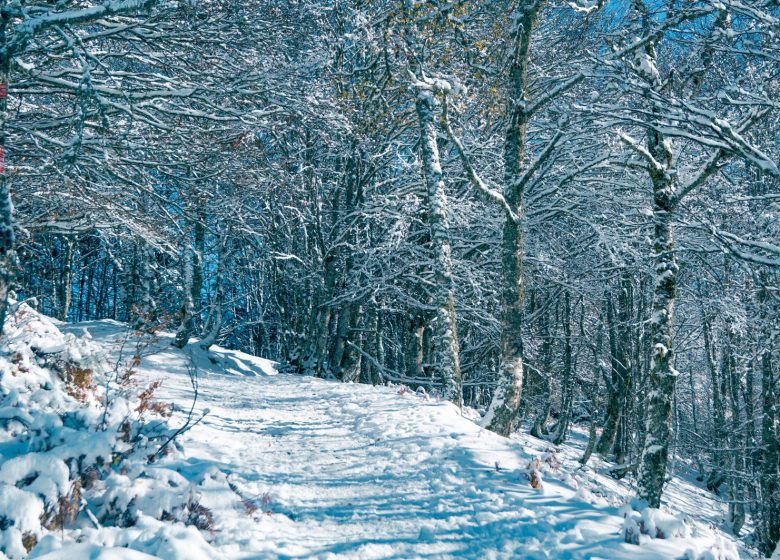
[{"x1": 152, "y1": 351, "x2": 206, "y2": 459}]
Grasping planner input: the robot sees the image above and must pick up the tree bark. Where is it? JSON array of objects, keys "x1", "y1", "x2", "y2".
[
  {"x1": 723, "y1": 335, "x2": 745, "y2": 534},
  {"x1": 131, "y1": 243, "x2": 157, "y2": 330},
  {"x1": 413, "y1": 87, "x2": 462, "y2": 405},
  {"x1": 702, "y1": 313, "x2": 726, "y2": 491},
  {"x1": 552, "y1": 291, "x2": 573, "y2": 445},
  {"x1": 173, "y1": 241, "x2": 196, "y2": 348},
  {"x1": 758, "y1": 343, "x2": 780, "y2": 556},
  {"x1": 484, "y1": 1, "x2": 546, "y2": 435},
  {"x1": 0, "y1": 8, "x2": 15, "y2": 332},
  {"x1": 636, "y1": 122, "x2": 679, "y2": 508},
  {"x1": 530, "y1": 299, "x2": 554, "y2": 438},
  {"x1": 199, "y1": 235, "x2": 225, "y2": 351},
  {"x1": 57, "y1": 239, "x2": 75, "y2": 321},
  {"x1": 597, "y1": 278, "x2": 633, "y2": 456}
]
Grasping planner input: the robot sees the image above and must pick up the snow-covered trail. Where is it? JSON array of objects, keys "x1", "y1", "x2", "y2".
[{"x1": 69, "y1": 321, "x2": 739, "y2": 560}]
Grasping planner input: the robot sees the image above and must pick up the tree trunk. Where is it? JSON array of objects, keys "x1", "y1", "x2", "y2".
[
  {"x1": 200, "y1": 235, "x2": 226, "y2": 351},
  {"x1": 718, "y1": 332, "x2": 745, "y2": 533},
  {"x1": 406, "y1": 313, "x2": 425, "y2": 380},
  {"x1": 636, "y1": 125, "x2": 679, "y2": 508},
  {"x1": 598, "y1": 278, "x2": 633, "y2": 456},
  {"x1": 703, "y1": 313, "x2": 727, "y2": 492},
  {"x1": 484, "y1": 2, "x2": 546, "y2": 435},
  {"x1": 0, "y1": 11, "x2": 15, "y2": 332},
  {"x1": 132, "y1": 244, "x2": 157, "y2": 330},
  {"x1": 57, "y1": 239, "x2": 75, "y2": 321},
  {"x1": 173, "y1": 241, "x2": 196, "y2": 348},
  {"x1": 581, "y1": 314, "x2": 604, "y2": 466},
  {"x1": 552, "y1": 291, "x2": 573, "y2": 445},
  {"x1": 597, "y1": 293, "x2": 620, "y2": 455},
  {"x1": 758, "y1": 344, "x2": 780, "y2": 556},
  {"x1": 413, "y1": 85, "x2": 462, "y2": 405},
  {"x1": 530, "y1": 300, "x2": 554, "y2": 438},
  {"x1": 173, "y1": 211, "x2": 205, "y2": 348}
]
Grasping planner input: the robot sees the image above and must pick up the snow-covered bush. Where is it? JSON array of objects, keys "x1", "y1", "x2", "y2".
[
  {"x1": 683, "y1": 537, "x2": 740, "y2": 560},
  {"x1": 526, "y1": 457, "x2": 545, "y2": 491},
  {"x1": 622, "y1": 504, "x2": 690, "y2": 545},
  {"x1": 0, "y1": 304, "x2": 206, "y2": 559}
]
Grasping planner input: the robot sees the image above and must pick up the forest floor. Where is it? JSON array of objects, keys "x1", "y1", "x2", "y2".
[{"x1": 41, "y1": 319, "x2": 748, "y2": 560}]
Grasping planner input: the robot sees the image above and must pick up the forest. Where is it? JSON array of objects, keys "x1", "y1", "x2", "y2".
[{"x1": 0, "y1": 0, "x2": 778, "y2": 558}]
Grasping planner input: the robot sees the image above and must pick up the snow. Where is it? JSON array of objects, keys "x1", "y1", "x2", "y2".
[
  {"x1": 0, "y1": 454, "x2": 70, "y2": 504},
  {"x1": 566, "y1": 0, "x2": 599, "y2": 14},
  {"x1": 1, "y1": 308, "x2": 751, "y2": 559},
  {"x1": 30, "y1": 545, "x2": 158, "y2": 560}
]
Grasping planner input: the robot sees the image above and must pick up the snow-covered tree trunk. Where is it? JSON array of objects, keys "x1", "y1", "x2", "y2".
[
  {"x1": 530, "y1": 301, "x2": 554, "y2": 438},
  {"x1": 702, "y1": 313, "x2": 726, "y2": 491},
  {"x1": 175, "y1": 216, "x2": 205, "y2": 348},
  {"x1": 132, "y1": 244, "x2": 157, "y2": 330},
  {"x1": 723, "y1": 336, "x2": 745, "y2": 534},
  {"x1": 581, "y1": 317, "x2": 605, "y2": 466},
  {"x1": 405, "y1": 313, "x2": 426, "y2": 379},
  {"x1": 636, "y1": 120, "x2": 679, "y2": 508},
  {"x1": 55, "y1": 239, "x2": 75, "y2": 321},
  {"x1": 552, "y1": 290, "x2": 574, "y2": 445},
  {"x1": 758, "y1": 339, "x2": 779, "y2": 556},
  {"x1": 414, "y1": 86, "x2": 462, "y2": 405},
  {"x1": 0, "y1": 9, "x2": 14, "y2": 332},
  {"x1": 484, "y1": 1, "x2": 545, "y2": 436},
  {"x1": 597, "y1": 280, "x2": 633, "y2": 456},
  {"x1": 173, "y1": 242, "x2": 196, "y2": 348},
  {"x1": 200, "y1": 234, "x2": 226, "y2": 351}
]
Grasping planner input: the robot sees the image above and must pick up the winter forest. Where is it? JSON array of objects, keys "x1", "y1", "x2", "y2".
[{"x1": 0, "y1": 0, "x2": 778, "y2": 558}]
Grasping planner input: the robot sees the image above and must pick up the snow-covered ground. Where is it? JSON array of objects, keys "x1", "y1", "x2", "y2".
[{"x1": 1, "y1": 311, "x2": 750, "y2": 559}]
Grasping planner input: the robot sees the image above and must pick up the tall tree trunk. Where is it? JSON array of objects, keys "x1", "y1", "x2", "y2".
[
  {"x1": 173, "y1": 241, "x2": 196, "y2": 348},
  {"x1": 552, "y1": 291, "x2": 573, "y2": 445},
  {"x1": 173, "y1": 211, "x2": 206, "y2": 347},
  {"x1": 0, "y1": 9, "x2": 15, "y2": 332},
  {"x1": 406, "y1": 313, "x2": 425, "y2": 380},
  {"x1": 413, "y1": 88, "x2": 462, "y2": 404},
  {"x1": 758, "y1": 340, "x2": 779, "y2": 556},
  {"x1": 581, "y1": 314, "x2": 605, "y2": 465},
  {"x1": 598, "y1": 278, "x2": 633, "y2": 456},
  {"x1": 484, "y1": 1, "x2": 546, "y2": 435},
  {"x1": 722, "y1": 334, "x2": 745, "y2": 533},
  {"x1": 597, "y1": 293, "x2": 620, "y2": 455},
  {"x1": 57, "y1": 239, "x2": 75, "y2": 321},
  {"x1": 200, "y1": 235, "x2": 225, "y2": 351},
  {"x1": 132, "y1": 243, "x2": 157, "y2": 330},
  {"x1": 530, "y1": 301, "x2": 554, "y2": 438},
  {"x1": 702, "y1": 313, "x2": 726, "y2": 492},
  {"x1": 339, "y1": 305, "x2": 362, "y2": 382},
  {"x1": 636, "y1": 123, "x2": 679, "y2": 508}
]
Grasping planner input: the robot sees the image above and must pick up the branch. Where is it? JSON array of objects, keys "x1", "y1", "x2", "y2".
[
  {"x1": 675, "y1": 149, "x2": 725, "y2": 203},
  {"x1": 441, "y1": 98, "x2": 519, "y2": 223},
  {"x1": 513, "y1": 129, "x2": 564, "y2": 192},
  {"x1": 152, "y1": 354, "x2": 207, "y2": 459},
  {"x1": 3, "y1": 0, "x2": 160, "y2": 57},
  {"x1": 617, "y1": 132, "x2": 663, "y2": 172}
]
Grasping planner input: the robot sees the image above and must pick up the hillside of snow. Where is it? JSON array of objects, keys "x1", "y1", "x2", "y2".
[{"x1": 0, "y1": 307, "x2": 752, "y2": 559}]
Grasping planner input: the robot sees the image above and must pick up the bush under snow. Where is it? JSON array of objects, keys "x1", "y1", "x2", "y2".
[{"x1": 0, "y1": 303, "x2": 213, "y2": 559}]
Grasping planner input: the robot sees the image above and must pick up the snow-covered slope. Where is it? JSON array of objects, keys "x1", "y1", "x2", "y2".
[
  {"x1": 55, "y1": 319, "x2": 743, "y2": 560},
  {"x1": 2, "y1": 312, "x2": 747, "y2": 559},
  {"x1": 0, "y1": 306, "x2": 218, "y2": 560}
]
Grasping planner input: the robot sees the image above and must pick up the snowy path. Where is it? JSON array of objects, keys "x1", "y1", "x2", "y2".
[
  {"x1": 153, "y1": 371, "x2": 632, "y2": 559},
  {"x1": 70, "y1": 321, "x2": 742, "y2": 560}
]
